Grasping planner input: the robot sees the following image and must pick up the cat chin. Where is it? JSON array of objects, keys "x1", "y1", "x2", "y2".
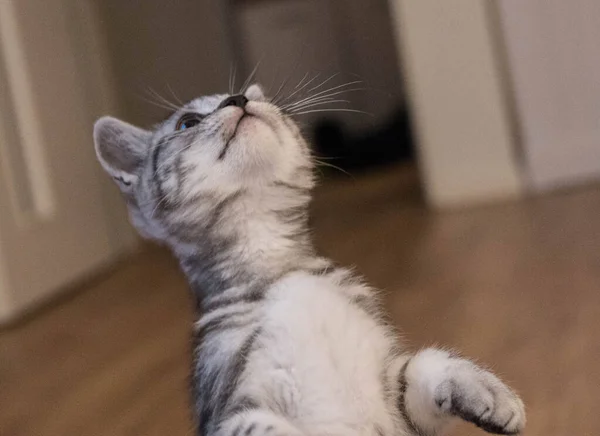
[{"x1": 229, "y1": 138, "x2": 281, "y2": 179}]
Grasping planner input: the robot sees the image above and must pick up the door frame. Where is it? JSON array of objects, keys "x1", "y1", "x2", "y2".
[
  {"x1": 388, "y1": 0, "x2": 524, "y2": 207},
  {"x1": 0, "y1": 0, "x2": 137, "y2": 323}
]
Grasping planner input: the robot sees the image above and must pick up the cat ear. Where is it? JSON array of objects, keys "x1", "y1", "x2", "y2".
[
  {"x1": 246, "y1": 84, "x2": 266, "y2": 101},
  {"x1": 93, "y1": 116, "x2": 151, "y2": 188}
]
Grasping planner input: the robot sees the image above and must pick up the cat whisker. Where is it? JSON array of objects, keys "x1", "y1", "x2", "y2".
[
  {"x1": 281, "y1": 72, "x2": 313, "y2": 103},
  {"x1": 166, "y1": 84, "x2": 183, "y2": 105},
  {"x1": 287, "y1": 99, "x2": 350, "y2": 113},
  {"x1": 146, "y1": 87, "x2": 181, "y2": 111},
  {"x1": 280, "y1": 71, "x2": 349, "y2": 108},
  {"x1": 282, "y1": 91, "x2": 357, "y2": 109},
  {"x1": 311, "y1": 154, "x2": 344, "y2": 161},
  {"x1": 229, "y1": 63, "x2": 236, "y2": 95},
  {"x1": 305, "y1": 72, "x2": 341, "y2": 95},
  {"x1": 140, "y1": 96, "x2": 180, "y2": 113},
  {"x1": 286, "y1": 81, "x2": 363, "y2": 108},
  {"x1": 279, "y1": 72, "x2": 320, "y2": 106},
  {"x1": 314, "y1": 166, "x2": 325, "y2": 178},
  {"x1": 294, "y1": 72, "x2": 311, "y2": 90},
  {"x1": 283, "y1": 92, "x2": 357, "y2": 114},
  {"x1": 270, "y1": 50, "x2": 309, "y2": 104},
  {"x1": 267, "y1": 64, "x2": 282, "y2": 96},
  {"x1": 282, "y1": 87, "x2": 366, "y2": 111},
  {"x1": 240, "y1": 58, "x2": 263, "y2": 95},
  {"x1": 232, "y1": 64, "x2": 238, "y2": 95},
  {"x1": 281, "y1": 95, "x2": 339, "y2": 111},
  {"x1": 271, "y1": 74, "x2": 293, "y2": 106},
  {"x1": 314, "y1": 159, "x2": 354, "y2": 178},
  {"x1": 291, "y1": 108, "x2": 374, "y2": 117},
  {"x1": 279, "y1": 69, "x2": 360, "y2": 108}
]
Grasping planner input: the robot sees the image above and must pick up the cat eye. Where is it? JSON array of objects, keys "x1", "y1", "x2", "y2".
[{"x1": 176, "y1": 113, "x2": 204, "y2": 131}]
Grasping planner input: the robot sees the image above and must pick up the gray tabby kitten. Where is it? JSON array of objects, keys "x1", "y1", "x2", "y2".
[{"x1": 93, "y1": 84, "x2": 525, "y2": 436}]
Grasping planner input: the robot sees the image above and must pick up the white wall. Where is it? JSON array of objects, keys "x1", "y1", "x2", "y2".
[
  {"x1": 389, "y1": 0, "x2": 524, "y2": 207},
  {"x1": 498, "y1": 0, "x2": 600, "y2": 191}
]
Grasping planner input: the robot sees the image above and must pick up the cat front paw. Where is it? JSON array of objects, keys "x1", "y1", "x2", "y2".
[{"x1": 434, "y1": 360, "x2": 525, "y2": 435}]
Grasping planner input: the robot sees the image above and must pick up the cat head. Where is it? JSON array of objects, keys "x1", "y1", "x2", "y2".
[{"x1": 93, "y1": 84, "x2": 314, "y2": 245}]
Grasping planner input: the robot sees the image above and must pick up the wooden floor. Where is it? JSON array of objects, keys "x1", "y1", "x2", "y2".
[{"x1": 2, "y1": 164, "x2": 600, "y2": 436}]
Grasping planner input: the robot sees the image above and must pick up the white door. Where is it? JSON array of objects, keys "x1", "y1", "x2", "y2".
[
  {"x1": 498, "y1": 0, "x2": 600, "y2": 191},
  {"x1": 0, "y1": 0, "x2": 136, "y2": 322}
]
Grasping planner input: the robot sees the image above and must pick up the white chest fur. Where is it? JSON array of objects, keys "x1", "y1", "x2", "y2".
[{"x1": 239, "y1": 273, "x2": 399, "y2": 436}]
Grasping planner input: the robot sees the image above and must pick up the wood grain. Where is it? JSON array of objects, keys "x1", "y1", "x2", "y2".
[{"x1": 2, "y1": 164, "x2": 599, "y2": 436}]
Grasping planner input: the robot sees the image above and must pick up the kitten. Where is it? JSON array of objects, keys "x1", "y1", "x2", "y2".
[{"x1": 93, "y1": 84, "x2": 525, "y2": 436}]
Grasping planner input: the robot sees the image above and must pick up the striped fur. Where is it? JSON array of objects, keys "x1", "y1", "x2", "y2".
[{"x1": 93, "y1": 84, "x2": 525, "y2": 436}]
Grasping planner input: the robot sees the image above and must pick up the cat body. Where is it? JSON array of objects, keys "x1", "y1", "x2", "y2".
[
  {"x1": 196, "y1": 269, "x2": 401, "y2": 436},
  {"x1": 93, "y1": 84, "x2": 525, "y2": 436}
]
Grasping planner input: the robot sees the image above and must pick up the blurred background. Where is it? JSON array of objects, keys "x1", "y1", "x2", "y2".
[{"x1": 1, "y1": 1, "x2": 599, "y2": 435}]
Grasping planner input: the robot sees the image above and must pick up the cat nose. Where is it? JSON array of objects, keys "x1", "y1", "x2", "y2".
[{"x1": 219, "y1": 94, "x2": 248, "y2": 110}]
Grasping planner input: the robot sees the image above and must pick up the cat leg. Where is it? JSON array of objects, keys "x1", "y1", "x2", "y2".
[
  {"x1": 216, "y1": 409, "x2": 305, "y2": 436},
  {"x1": 398, "y1": 348, "x2": 525, "y2": 436}
]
